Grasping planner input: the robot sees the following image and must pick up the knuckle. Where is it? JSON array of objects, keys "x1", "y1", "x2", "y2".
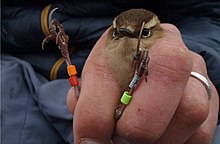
[
  {"x1": 192, "y1": 52, "x2": 205, "y2": 65},
  {"x1": 75, "y1": 104, "x2": 113, "y2": 134},
  {"x1": 119, "y1": 120, "x2": 161, "y2": 143},
  {"x1": 151, "y1": 31, "x2": 192, "y2": 84},
  {"x1": 83, "y1": 107, "x2": 111, "y2": 126},
  {"x1": 196, "y1": 129, "x2": 212, "y2": 144},
  {"x1": 187, "y1": 128, "x2": 212, "y2": 144},
  {"x1": 161, "y1": 23, "x2": 181, "y2": 36},
  {"x1": 151, "y1": 43, "x2": 191, "y2": 84},
  {"x1": 191, "y1": 52, "x2": 207, "y2": 74},
  {"x1": 180, "y1": 96, "x2": 209, "y2": 126}
]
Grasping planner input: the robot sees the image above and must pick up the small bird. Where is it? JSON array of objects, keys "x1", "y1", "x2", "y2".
[{"x1": 104, "y1": 9, "x2": 163, "y2": 92}]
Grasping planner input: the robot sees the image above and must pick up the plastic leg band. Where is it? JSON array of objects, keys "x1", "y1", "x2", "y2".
[{"x1": 120, "y1": 91, "x2": 132, "y2": 105}]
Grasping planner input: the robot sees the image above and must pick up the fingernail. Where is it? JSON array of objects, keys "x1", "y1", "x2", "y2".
[{"x1": 79, "y1": 138, "x2": 103, "y2": 144}]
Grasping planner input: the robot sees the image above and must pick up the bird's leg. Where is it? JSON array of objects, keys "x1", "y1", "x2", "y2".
[
  {"x1": 41, "y1": 8, "x2": 62, "y2": 49},
  {"x1": 41, "y1": 8, "x2": 80, "y2": 98},
  {"x1": 132, "y1": 22, "x2": 146, "y2": 73},
  {"x1": 53, "y1": 20, "x2": 67, "y2": 45},
  {"x1": 144, "y1": 51, "x2": 150, "y2": 82},
  {"x1": 53, "y1": 19, "x2": 71, "y2": 65},
  {"x1": 140, "y1": 50, "x2": 149, "y2": 82},
  {"x1": 132, "y1": 37, "x2": 141, "y2": 73},
  {"x1": 134, "y1": 50, "x2": 150, "y2": 83},
  {"x1": 115, "y1": 50, "x2": 149, "y2": 120},
  {"x1": 51, "y1": 19, "x2": 80, "y2": 97},
  {"x1": 42, "y1": 16, "x2": 71, "y2": 66},
  {"x1": 132, "y1": 51, "x2": 141, "y2": 73}
]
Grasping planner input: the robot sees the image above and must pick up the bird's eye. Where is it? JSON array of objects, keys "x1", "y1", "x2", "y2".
[
  {"x1": 113, "y1": 30, "x2": 118, "y2": 38},
  {"x1": 142, "y1": 28, "x2": 151, "y2": 38}
]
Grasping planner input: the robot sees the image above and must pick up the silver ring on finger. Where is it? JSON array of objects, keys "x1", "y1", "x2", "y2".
[{"x1": 190, "y1": 71, "x2": 212, "y2": 100}]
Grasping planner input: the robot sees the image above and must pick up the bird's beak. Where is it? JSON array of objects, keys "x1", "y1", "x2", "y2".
[{"x1": 116, "y1": 28, "x2": 135, "y2": 38}]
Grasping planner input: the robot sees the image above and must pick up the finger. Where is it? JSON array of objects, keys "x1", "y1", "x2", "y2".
[
  {"x1": 184, "y1": 76, "x2": 219, "y2": 143},
  {"x1": 113, "y1": 24, "x2": 192, "y2": 144},
  {"x1": 67, "y1": 83, "x2": 80, "y2": 114},
  {"x1": 153, "y1": 52, "x2": 212, "y2": 144},
  {"x1": 73, "y1": 29, "x2": 121, "y2": 143}
]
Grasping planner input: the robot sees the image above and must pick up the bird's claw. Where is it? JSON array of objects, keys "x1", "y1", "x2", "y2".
[
  {"x1": 41, "y1": 8, "x2": 70, "y2": 64},
  {"x1": 42, "y1": 35, "x2": 52, "y2": 50}
]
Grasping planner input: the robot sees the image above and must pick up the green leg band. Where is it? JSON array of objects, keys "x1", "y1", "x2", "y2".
[{"x1": 120, "y1": 91, "x2": 132, "y2": 105}]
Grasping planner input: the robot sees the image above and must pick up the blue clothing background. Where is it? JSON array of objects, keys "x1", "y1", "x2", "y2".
[
  {"x1": 1, "y1": 55, "x2": 73, "y2": 143},
  {"x1": 1, "y1": 0, "x2": 220, "y2": 143}
]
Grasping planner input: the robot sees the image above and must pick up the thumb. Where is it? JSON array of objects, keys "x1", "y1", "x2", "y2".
[{"x1": 73, "y1": 28, "x2": 119, "y2": 143}]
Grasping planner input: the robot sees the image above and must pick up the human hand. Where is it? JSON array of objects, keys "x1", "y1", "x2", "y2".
[{"x1": 67, "y1": 24, "x2": 219, "y2": 144}]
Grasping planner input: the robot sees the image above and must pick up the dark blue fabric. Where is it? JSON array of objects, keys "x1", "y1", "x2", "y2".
[
  {"x1": 177, "y1": 17, "x2": 220, "y2": 95},
  {"x1": 212, "y1": 126, "x2": 220, "y2": 144},
  {"x1": 1, "y1": 55, "x2": 73, "y2": 144}
]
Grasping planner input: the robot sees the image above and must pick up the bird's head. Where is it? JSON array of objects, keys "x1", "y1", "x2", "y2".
[{"x1": 111, "y1": 9, "x2": 163, "y2": 44}]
